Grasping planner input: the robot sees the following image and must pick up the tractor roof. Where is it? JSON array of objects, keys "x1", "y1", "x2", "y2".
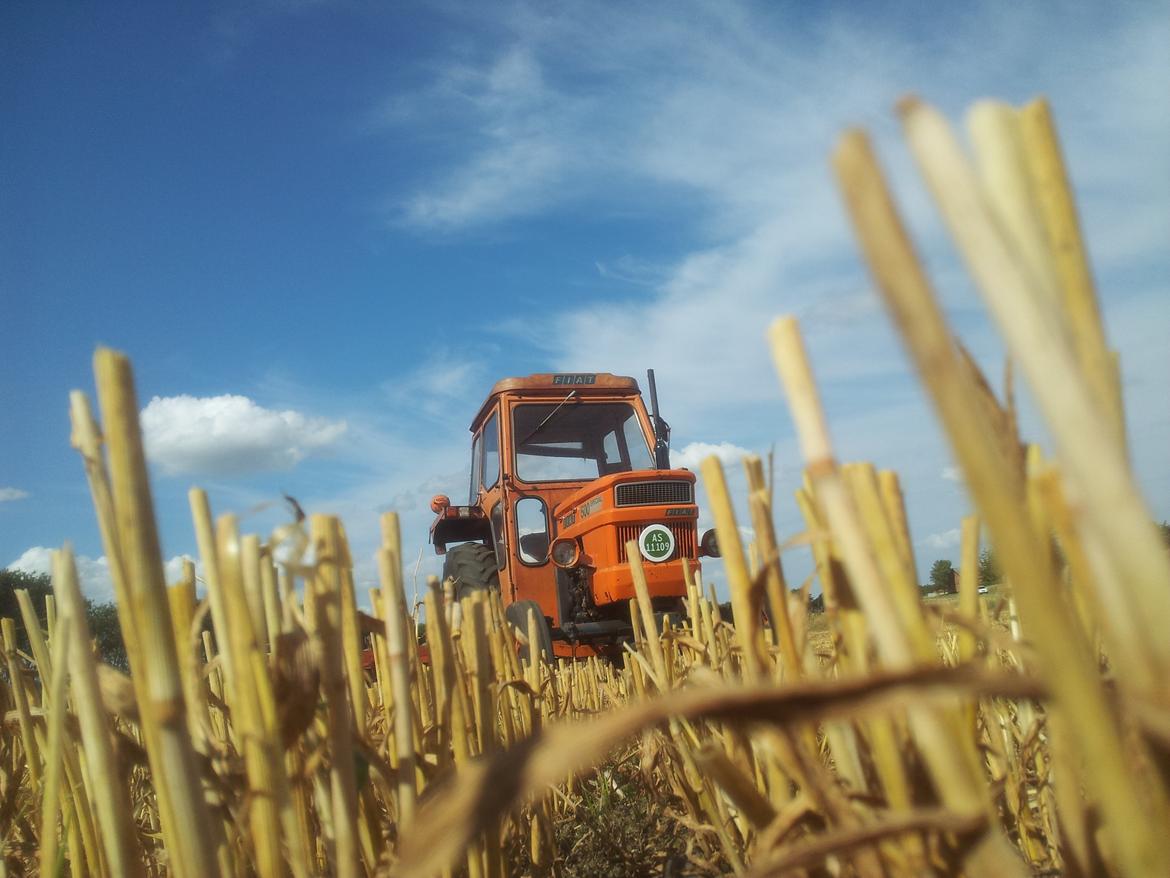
[{"x1": 471, "y1": 373, "x2": 641, "y2": 430}]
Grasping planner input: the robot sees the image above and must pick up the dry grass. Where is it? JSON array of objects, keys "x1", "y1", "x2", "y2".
[{"x1": 2, "y1": 95, "x2": 1169, "y2": 878}]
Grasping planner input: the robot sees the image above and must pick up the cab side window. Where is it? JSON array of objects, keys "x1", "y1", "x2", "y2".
[
  {"x1": 490, "y1": 501, "x2": 506, "y2": 570},
  {"x1": 469, "y1": 431, "x2": 483, "y2": 503},
  {"x1": 483, "y1": 411, "x2": 500, "y2": 488}
]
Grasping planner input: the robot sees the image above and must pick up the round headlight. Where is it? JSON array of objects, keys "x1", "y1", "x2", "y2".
[
  {"x1": 550, "y1": 537, "x2": 581, "y2": 569},
  {"x1": 699, "y1": 528, "x2": 720, "y2": 558}
]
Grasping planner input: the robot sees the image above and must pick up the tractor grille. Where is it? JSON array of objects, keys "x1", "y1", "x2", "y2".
[
  {"x1": 616, "y1": 523, "x2": 697, "y2": 563},
  {"x1": 614, "y1": 480, "x2": 692, "y2": 507}
]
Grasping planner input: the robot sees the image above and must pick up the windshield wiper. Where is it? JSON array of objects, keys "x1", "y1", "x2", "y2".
[{"x1": 518, "y1": 391, "x2": 578, "y2": 447}]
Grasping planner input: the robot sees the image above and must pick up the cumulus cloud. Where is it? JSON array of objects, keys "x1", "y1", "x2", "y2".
[
  {"x1": 8, "y1": 546, "x2": 114, "y2": 602},
  {"x1": 7, "y1": 546, "x2": 198, "y2": 604},
  {"x1": 140, "y1": 394, "x2": 347, "y2": 476},
  {"x1": 671, "y1": 441, "x2": 753, "y2": 470},
  {"x1": 0, "y1": 487, "x2": 30, "y2": 502},
  {"x1": 923, "y1": 529, "x2": 961, "y2": 550},
  {"x1": 941, "y1": 467, "x2": 961, "y2": 482}
]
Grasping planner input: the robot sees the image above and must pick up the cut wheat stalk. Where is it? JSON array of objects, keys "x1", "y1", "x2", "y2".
[
  {"x1": 187, "y1": 488, "x2": 237, "y2": 704},
  {"x1": 37, "y1": 613, "x2": 72, "y2": 878},
  {"x1": 93, "y1": 348, "x2": 218, "y2": 878},
  {"x1": 50, "y1": 546, "x2": 145, "y2": 878},
  {"x1": 1018, "y1": 97, "x2": 1124, "y2": 448},
  {"x1": 378, "y1": 510, "x2": 417, "y2": 829},
  {"x1": 700, "y1": 458, "x2": 765, "y2": 680},
  {"x1": 900, "y1": 97, "x2": 1170, "y2": 689},
  {"x1": 215, "y1": 513, "x2": 288, "y2": 878},
  {"x1": 831, "y1": 122, "x2": 1170, "y2": 877},
  {"x1": 768, "y1": 315, "x2": 1027, "y2": 877},
  {"x1": 311, "y1": 514, "x2": 363, "y2": 878}
]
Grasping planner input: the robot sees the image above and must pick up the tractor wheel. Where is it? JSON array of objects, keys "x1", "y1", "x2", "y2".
[
  {"x1": 442, "y1": 542, "x2": 500, "y2": 602},
  {"x1": 505, "y1": 599, "x2": 554, "y2": 665}
]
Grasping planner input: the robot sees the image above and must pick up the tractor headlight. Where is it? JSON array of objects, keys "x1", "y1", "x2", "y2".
[
  {"x1": 550, "y1": 537, "x2": 581, "y2": 569},
  {"x1": 699, "y1": 528, "x2": 720, "y2": 558}
]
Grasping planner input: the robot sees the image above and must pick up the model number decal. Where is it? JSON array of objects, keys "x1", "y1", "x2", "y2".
[{"x1": 579, "y1": 497, "x2": 602, "y2": 518}]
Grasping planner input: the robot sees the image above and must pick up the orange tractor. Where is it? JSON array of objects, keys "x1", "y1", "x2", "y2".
[{"x1": 428, "y1": 371, "x2": 720, "y2": 660}]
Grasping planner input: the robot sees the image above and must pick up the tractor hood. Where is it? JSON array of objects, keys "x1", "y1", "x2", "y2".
[{"x1": 553, "y1": 469, "x2": 697, "y2": 531}]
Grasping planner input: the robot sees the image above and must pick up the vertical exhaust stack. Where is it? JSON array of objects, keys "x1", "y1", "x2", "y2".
[{"x1": 646, "y1": 369, "x2": 672, "y2": 470}]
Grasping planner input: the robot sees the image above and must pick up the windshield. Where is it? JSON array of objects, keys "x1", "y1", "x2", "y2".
[{"x1": 513, "y1": 402, "x2": 654, "y2": 482}]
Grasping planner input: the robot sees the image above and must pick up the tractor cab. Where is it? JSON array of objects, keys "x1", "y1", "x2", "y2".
[{"x1": 428, "y1": 371, "x2": 719, "y2": 658}]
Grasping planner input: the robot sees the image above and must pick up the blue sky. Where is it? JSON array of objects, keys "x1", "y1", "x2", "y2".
[{"x1": 3, "y1": 1, "x2": 1168, "y2": 603}]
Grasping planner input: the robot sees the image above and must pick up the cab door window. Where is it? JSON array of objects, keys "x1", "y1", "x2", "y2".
[
  {"x1": 483, "y1": 411, "x2": 500, "y2": 489},
  {"x1": 515, "y1": 497, "x2": 549, "y2": 565}
]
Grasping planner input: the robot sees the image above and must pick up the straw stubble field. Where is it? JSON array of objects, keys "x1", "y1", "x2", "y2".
[{"x1": 3, "y1": 95, "x2": 1169, "y2": 877}]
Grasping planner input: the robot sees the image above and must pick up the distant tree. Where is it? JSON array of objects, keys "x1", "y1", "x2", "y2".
[
  {"x1": 928, "y1": 559, "x2": 957, "y2": 594},
  {"x1": 808, "y1": 593, "x2": 825, "y2": 614},
  {"x1": 978, "y1": 548, "x2": 1000, "y2": 589},
  {"x1": 0, "y1": 568, "x2": 127, "y2": 671},
  {"x1": 0, "y1": 568, "x2": 54, "y2": 655},
  {"x1": 1160, "y1": 521, "x2": 1170, "y2": 549},
  {"x1": 86, "y1": 601, "x2": 129, "y2": 671}
]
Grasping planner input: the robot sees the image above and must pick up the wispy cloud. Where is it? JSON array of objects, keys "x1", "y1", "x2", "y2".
[
  {"x1": 0, "y1": 487, "x2": 30, "y2": 502},
  {"x1": 923, "y1": 529, "x2": 961, "y2": 551},
  {"x1": 380, "y1": 354, "x2": 493, "y2": 423},
  {"x1": 395, "y1": 46, "x2": 589, "y2": 229},
  {"x1": 206, "y1": 0, "x2": 336, "y2": 66},
  {"x1": 594, "y1": 256, "x2": 669, "y2": 287}
]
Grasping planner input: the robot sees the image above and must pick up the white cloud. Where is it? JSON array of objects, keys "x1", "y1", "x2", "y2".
[
  {"x1": 671, "y1": 441, "x2": 753, "y2": 471},
  {"x1": 0, "y1": 487, "x2": 30, "y2": 502},
  {"x1": 140, "y1": 394, "x2": 347, "y2": 476},
  {"x1": 7, "y1": 547, "x2": 199, "y2": 604},
  {"x1": 940, "y1": 467, "x2": 961, "y2": 482},
  {"x1": 923, "y1": 529, "x2": 961, "y2": 551},
  {"x1": 8, "y1": 547, "x2": 114, "y2": 603}
]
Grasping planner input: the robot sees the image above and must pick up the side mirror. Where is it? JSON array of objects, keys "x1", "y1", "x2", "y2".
[{"x1": 699, "y1": 528, "x2": 720, "y2": 558}]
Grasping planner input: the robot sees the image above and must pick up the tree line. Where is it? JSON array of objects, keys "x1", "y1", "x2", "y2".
[
  {"x1": 1, "y1": 568, "x2": 128, "y2": 671},
  {"x1": 926, "y1": 522, "x2": 1170, "y2": 596}
]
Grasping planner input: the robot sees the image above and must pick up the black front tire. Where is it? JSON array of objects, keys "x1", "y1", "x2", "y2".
[
  {"x1": 442, "y1": 542, "x2": 500, "y2": 602},
  {"x1": 505, "y1": 599, "x2": 554, "y2": 665}
]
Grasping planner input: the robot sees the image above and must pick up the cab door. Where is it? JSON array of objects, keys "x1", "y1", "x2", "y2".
[{"x1": 474, "y1": 407, "x2": 511, "y2": 596}]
